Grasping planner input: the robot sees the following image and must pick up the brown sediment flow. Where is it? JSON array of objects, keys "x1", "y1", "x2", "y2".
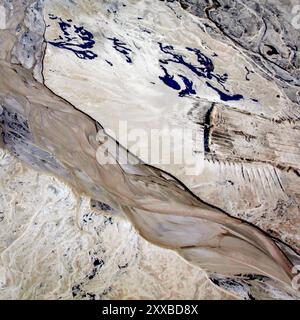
[
  {"x1": 0, "y1": 0, "x2": 299, "y2": 299},
  {"x1": 0, "y1": 61, "x2": 295, "y2": 286}
]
